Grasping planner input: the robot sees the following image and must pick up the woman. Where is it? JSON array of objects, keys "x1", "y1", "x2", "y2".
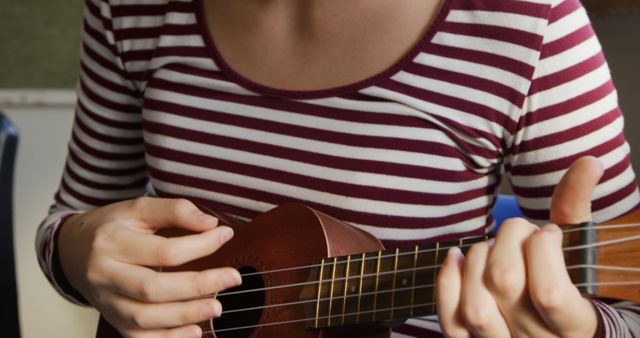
[{"x1": 37, "y1": 0, "x2": 640, "y2": 337}]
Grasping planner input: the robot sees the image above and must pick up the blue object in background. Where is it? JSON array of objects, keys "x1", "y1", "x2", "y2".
[{"x1": 491, "y1": 194, "x2": 523, "y2": 235}]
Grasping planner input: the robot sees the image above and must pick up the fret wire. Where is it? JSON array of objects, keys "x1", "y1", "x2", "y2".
[
  {"x1": 357, "y1": 252, "x2": 366, "y2": 324},
  {"x1": 431, "y1": 242, "x2": 440, "y2": 314},
  {"x1": 390, "y1": 248, "x2": 400, "y2": 319},
  {"x1": 327, "y1": 257, "x2": 338, "y2": 327},
  {"x1": 341, "y1": 255, "x2": 351, "y2": 326},
  {"x1": 315, "y1": 258, "x2": 325, "y2": 329},
  {"x1": 410, "y1": 245, "x2": 418, "y2": 317},
  {"x1": 373, "y1": 251, "x2": 382, "y2": 322}
]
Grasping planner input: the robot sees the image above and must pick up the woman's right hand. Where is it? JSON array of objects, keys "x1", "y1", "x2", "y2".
[{"x1": 57, "y1": 197, "x2": 242, "y2": 338}]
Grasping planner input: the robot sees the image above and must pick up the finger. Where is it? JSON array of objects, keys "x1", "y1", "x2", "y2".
[
  {"x1": 461, "y1": 242, "x2": 510, "y2": 338},
  {"x1": 486, "y1": 218, "x2": 556, "y2": 337},
  {"x1": 103, "y1": 261, "x2": 241, "y2": 302},
  {"x1": 550, "y1": 156, "x2": 604, "y2": 225},
  {"x1": 111, "y1": 224, "x2": 234, "y2": 267},
  {"x1": 436, "y1": 247, "x2": 472, "y2": 338},
  {"x1": 128, "y1": 197, "x2": 220, "y2": 232},
  {"x1": 107, "y1": 292, "x2": 222, "y2": 330},
  {"x1": 527, "y1": 224, "x2": 599, "y2": 337},
  {"x1": 486, "y1": 218, "x2": 537, "y2": 305}
]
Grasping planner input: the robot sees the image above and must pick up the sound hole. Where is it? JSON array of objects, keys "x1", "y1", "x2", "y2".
[{"x1": 213, "y1": 266, "x2": 265, "y2": 338}]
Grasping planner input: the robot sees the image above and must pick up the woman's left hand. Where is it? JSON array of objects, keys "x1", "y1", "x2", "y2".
[{"x1": 436, "y1": 156, "x2": 604, "y2": 338}]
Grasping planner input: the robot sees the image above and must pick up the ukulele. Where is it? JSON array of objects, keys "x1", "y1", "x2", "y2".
[{"x1": 96, "y1": 203, "x2": 640, "y2": 338}]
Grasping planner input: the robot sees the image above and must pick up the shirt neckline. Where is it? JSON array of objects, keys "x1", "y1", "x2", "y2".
[{"x1": 194, "y1": 0, "x2": 452, "y2": 100}]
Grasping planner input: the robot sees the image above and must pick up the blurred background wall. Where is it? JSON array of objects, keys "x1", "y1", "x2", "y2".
[{"x1": 0, "y1": 2, "x2": 639, "y2": 338}]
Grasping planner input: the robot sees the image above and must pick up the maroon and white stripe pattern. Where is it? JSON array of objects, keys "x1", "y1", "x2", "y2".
[
  {"x1": 37, "y1": 0, "x2": 640, "y2": 336},
  {"x1": 593, "y1": 299, "x2": 640, "y2": 337}
]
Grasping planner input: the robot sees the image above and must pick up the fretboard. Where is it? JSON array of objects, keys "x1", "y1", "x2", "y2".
[{"x1": 304, "y1": 236, "x2": 487, "y2": 330}]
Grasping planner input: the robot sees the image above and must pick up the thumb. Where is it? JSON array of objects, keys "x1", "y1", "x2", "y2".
[{"x1": 550, "y1": 156, "x2": 604, "y2": 225}]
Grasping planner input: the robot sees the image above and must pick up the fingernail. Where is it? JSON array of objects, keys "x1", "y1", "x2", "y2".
[
  {"x1": 229, "y1": 269, "x2": 242, "y2": 286},
  {"x1": 486, "y1": 238, "x2": 496, "y2": 247},
  {"x1": 219, "y1": 227, "x2": 234, "y2": 243},
  {"x1": 220, "y1": 269, "x2": 242, "y2": 290},
  {"x1": 445, "y1": 247, "x2": 463, "y2": 267},
  {"x1": 212, "y1": 300, "x2": 222, "y2": 318}
]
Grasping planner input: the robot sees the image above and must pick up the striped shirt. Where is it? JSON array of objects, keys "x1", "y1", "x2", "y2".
[{"x1": 37, "y1": 0, "x2": 640, "y2": 336}]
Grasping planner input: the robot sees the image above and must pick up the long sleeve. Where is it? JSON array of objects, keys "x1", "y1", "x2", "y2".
[
  {"x1": 506, "y1": 0, "x2": 640, "y2": 336},
  {"x1": 35, "y1": 0, "x2": 148, "y2": 305},
  {"x1": 593, "y1": 299, "x2": 640, "y2": 337}
]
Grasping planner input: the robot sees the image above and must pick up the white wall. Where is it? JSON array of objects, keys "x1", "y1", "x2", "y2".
[{"x1": 3, "y1": 103, "x2": 99, "y2": 338}]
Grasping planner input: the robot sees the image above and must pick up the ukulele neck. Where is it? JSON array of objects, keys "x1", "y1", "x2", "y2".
[
  {"x1": 303, "y1": 236, "x2": 487, "y2": 330},
  {"x1": 304, "y1": 222, "x2": 607, "y2": 331}
]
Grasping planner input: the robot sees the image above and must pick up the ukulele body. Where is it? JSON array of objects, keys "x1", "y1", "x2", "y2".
[{"x1": 97, "y1": 203, "x2": 391, "y2": 338}]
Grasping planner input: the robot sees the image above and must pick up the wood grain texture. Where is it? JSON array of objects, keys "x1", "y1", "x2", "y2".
[{"x1": 598, "y1": 208, "x2": 640, "y2": 302}]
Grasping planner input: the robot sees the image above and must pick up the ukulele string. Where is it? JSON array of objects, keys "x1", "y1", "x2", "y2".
[
  {"x1": 203, "y1": 301, "x2": 437, "y2": 334},
  {"x1": 202, "y1": 278, "x2": 640, "y2": 335},
  {"x1": 566, "y1": 265, "x2": 640, "y2": 273},
  {"x1": 576, "y1": 281, "x2": 640, "y2": 287},
  {"x1": 222, "y1": 283, "x2": 435, "y2": 315},
  {"x1": 210, "y1": 265, "x2": 441, "y2": 298},
  {"x1": 561, "y1": 222, "x2": 640, "y2": 233},
  {"x1": 237, "y1": 223, "x2": 640, "y2": 279},
  {"x1": 208, "y1": 264, "x2": 640, "y2": 317},
  {"x1": 193, "y1": 227, "x2": 640, "y2": 301},
  {"x1": 188, "y1": 223, "x2": 640, "y2": 334},
  {"x1": 563, "y1": 234, "x2": 640, "y2": 251}
]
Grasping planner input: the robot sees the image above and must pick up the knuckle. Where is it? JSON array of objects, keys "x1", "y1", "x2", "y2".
[
  {"x1": 216, "y1": 273, "x2": 231, "y2": 292},
  {"x1": 137, "y1": 276, "x2": 159, "y2": 301},
  {"x1": 485, "y1": 263, "x2": 524, "y2": 299},
  {"x1": 157, "y1": 242, "x2": 180, "y2": 267},
  {"x1": 91, "y1": 225, "x2": 115, "y2": 253},
  {"x1": 85, "y1": 265, "x2": 103, "y2": 286},
  {"x1": 461, "y1": 302, "x2": 491, "y2": 332},
  {"x1": 499, "y1": 217, "x2": 537, "y2": 235},
  {"x1": 130, "y1": 310, "x2": 151, "y2": 329},
  {"x1": 195, "y1": 272, "x2": 212, "y2": 296},
  {"x1": 172, "y1": 198, "x2": 197, "y2": 218},
  {"x1": 130, "y1": 196, "x2": 153, "y2": 212},
  {"x1": 530, "y1": 285, "x2": 566, "y2": 313},
  {"x1": 551, "y1": 206, "x2": 574, "y2": 222}
]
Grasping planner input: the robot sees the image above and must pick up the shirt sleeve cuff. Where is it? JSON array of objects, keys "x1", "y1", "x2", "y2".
[
  {"x1": 37, "y1": 212, "x2": 91, "y2": 306},
  {"x1": 590, "y1": 298, "x2": 608, "y2": 338}
]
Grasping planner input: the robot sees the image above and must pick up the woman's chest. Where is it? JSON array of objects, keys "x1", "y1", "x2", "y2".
[
  {"x1": 201, "y1": 0, "x2": 444, "y2": 91},
  {"x1": 138, "y1": 60, "x2": 510, "y2": 242}
]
